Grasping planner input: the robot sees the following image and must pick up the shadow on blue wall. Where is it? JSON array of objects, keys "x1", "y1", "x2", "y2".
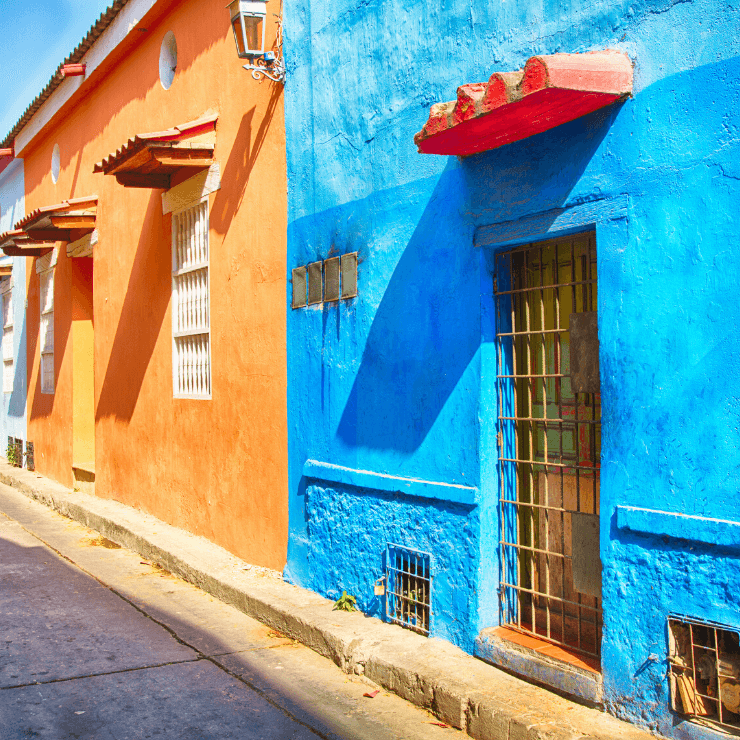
[{"x1": 336, "y1": 105, "x2": 620, "y2": 454}]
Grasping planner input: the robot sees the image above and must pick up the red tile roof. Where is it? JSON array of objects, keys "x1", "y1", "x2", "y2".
[
  {"x1": 93, "y1": 113, "x2": 218, "y2": 176},
  {"x1": 0, "y1": 229, "x2": 55, "y2": 257},
  {"x1": 15, "y1": 196, "x2": 98, "y2": 231},
  {"x1": 415, "y1": 50, "x2": 633, "y2": 157}
]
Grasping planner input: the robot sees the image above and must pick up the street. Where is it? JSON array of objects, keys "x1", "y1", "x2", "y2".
[{"x1": 0, "y1": 483, "x2": 459, "y2": 740}]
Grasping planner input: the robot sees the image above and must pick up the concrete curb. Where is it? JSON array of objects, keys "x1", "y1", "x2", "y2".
[{"x1": 0, "y1": 462, "x2": 656, "y2": 740}]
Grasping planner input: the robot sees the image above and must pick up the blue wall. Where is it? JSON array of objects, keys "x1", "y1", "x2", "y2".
[
  {"x1": 0, "y1": 159, "x2": 27, "y2": 452},
  {"x1": 284, "y1": 0, "x2": 740, "y2": 733}
]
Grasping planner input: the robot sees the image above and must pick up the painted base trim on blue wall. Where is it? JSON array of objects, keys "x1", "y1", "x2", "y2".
[
  {"x1": 302, "y1": 460, "x2": 479, "y2": 506},
  {"x1": 615, "y1": 505, "x2": 740, "y2": 550}
]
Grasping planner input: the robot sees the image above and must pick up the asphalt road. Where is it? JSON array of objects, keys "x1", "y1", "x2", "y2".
[{"x1": 0, "y1": 483, "x2": 459, "y2": 740}]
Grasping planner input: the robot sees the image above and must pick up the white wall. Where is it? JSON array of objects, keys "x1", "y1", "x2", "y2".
[{"x1": 0, "y1": 158, "x2": 27, "y2": 453}]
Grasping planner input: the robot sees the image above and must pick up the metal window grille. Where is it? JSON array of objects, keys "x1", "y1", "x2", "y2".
[
  {"x1": 495, "y1": 232, "x2": 602, "y2": 660},
  {"x1": 172, "y1": 200, "x2": 211, "y2": 398},
  {"x1": 385, "y1": 544, "x2": 432, "y2": 636},
  {"x1": 39, "y1": 270, "x2": 54, "y2": 394},
  {"x1": 669, "y1": 616, "x2": 740, "y2": 732},
  {"x1": 7, "y1": 436, "x2": 22, "y2": 467},
  {"x1": 2, "y1": 281, "x2": 13, "y2": 394},
  {"x1": 25, "y1": 441, "x2": 34, "y2": 471}
]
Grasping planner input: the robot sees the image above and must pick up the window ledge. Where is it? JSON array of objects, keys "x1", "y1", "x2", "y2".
[{"x1": 475, "y1": 626, "x2": 603, "y2": 705}]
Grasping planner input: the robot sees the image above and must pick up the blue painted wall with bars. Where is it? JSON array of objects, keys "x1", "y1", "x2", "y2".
[{"x1": 283, "y1": 0, "x2": 740, "y2": 733}]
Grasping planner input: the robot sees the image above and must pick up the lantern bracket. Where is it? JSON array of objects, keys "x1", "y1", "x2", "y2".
[
  {"x1": 242, "y1": 12, "x2": 285, "y2": 83},
  {"x1": 228, "y1": 0, "x2": 286, "y2": 84}
]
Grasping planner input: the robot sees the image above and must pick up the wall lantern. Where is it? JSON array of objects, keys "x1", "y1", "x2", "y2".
[{"x1": 228, "y1": 0, "x2": 285, "y2": 83}]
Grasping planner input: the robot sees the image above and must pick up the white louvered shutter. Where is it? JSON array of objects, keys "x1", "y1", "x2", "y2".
[
  {"x1": 40, "y1": 270, "x2": 54, "y2": 394},
  {"x1": 2, "y1": 283, "x2": 12, "y2": 394},
  {"x1": 172, "y1": 200, "x2": 211, "y2": 398}
]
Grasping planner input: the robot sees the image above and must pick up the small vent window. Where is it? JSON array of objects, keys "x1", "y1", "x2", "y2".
[
  {"x1": 386, "y1": 544, "x2": 432, "y2": 636},
  {"x1": 172, "y1": 200, "x2": 211, "y2": 398},
  {"x1": 290, "y1": 252, "x2": 358, "y2": 308},
  {"x1": 324, "y1": 256, "x2": 340, "y2": 302},
  {"x1": 340, "y1": 252, "x2": 357, "y2": 299},
  {"x1": 307, "y1": 261, "x2": 323, "y2": 305},
  {"x1": 668, "y1": 616, "x2": 740, "y2": 732},
  {"x1": 291, "y1": 267, "x2": 307, "y2": 309},
  {"x1": 7, "y1": 437, "x2": 22, "y2": 467}
]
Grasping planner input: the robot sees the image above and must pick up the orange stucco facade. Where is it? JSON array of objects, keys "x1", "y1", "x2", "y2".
[{"x1": 22, "y1": 0, "x2": 288, "y2": 569}]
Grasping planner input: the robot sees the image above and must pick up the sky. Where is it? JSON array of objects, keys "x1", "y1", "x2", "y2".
[{"x1": 0, "y1": 0, "x2": 114, "y2": 141}]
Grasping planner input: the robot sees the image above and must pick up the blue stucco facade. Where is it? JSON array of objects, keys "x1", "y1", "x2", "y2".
[
  {"x1": 0, "y1": 160, "x2": 27, "y2": 455},
  {"x1": 283, "y1": 0, "x2": 740, "y2": 735}
]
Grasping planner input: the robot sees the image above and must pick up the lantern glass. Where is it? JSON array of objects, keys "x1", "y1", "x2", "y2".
[
  {"x1": 243, "y1": 15, "x2": 263, "y2": 55},
  {"x1": 231, "y1": 16, "x2": 246, "y2": 56},
  {"x1": 228, "y1": 0, "x2": 267, "y2": 59}
]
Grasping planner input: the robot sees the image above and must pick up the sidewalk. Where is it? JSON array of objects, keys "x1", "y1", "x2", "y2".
[{"x1": 0, "y1": 461, "x2": 655, "y2": 740}]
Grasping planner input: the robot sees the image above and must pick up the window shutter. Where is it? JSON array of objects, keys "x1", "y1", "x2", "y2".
[
  {"x1": 2, "y1": 284, "x2": 12, "y2": 394},
  {"x1": 172, "y1": 200, "x2": 210, "y2": 398},
  {"x1": 40, "y1": 270, "x2": 54, "y2": 394}
]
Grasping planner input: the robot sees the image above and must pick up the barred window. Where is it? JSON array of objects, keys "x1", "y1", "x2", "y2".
[
  {"x1": 172, "y1": 200, "x2": 210, "y2": 398},
  {"x1": 2, "y1": 279, "x2": 12, "y2": 394},
  {"x1": 40, "y1": 269, "x2": 54, "y2": 394}
]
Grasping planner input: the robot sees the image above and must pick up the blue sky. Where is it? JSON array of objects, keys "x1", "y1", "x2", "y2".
[{"x1": 0, "y1": 0, "x2": 114, "y2": 140}]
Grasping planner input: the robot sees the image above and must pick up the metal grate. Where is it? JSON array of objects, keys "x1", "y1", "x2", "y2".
[
  {"x1": 291, "y1": 266, "x2": 307, "y2": 308},
  {"x1": 495, "y1": 232, "x2": 602, "y2": 660},
  {"x1": 669, "y1": 616, "x2": 740, "y2": 733},
  {"x1": 25, "y1": 441, "x2": 34, "y2": 472},
  {"x1": 7, "y1": 436, "x2": 22, "y2": 467},
  {"x1": 324, "y1": 256, "x2": 340, "y2": 302},
  {"x1": 340, "y1": 252, "x2": 358, "y2": 299},
  {"x1": 307, "y1": 261, "x2": 323, "y2": 305},
  {"x1": 292, "y1": 253, "x2": 358, "y2": 308},
  {"x1": 172, "y1": 200, "x2": 211, "y2": 398},
  {"x1": 385, "y1": 544, "x2": 432, "y2": 636}
]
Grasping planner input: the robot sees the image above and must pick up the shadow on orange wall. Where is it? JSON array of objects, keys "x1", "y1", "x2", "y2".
[
  {"x1": 67, "y1": 149, "x2": 84, "y2": 203},
  {"x1": 95, "y1": 91, "x2": 282, "y2": 422},
  {"x1": 96, "y1": 191, "x2": 170, "y2": 422},
  {"x1": 210, "y1": 85, "x2": 282, "y2": 236}
]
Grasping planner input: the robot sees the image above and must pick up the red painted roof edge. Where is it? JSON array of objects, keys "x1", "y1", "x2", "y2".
[
  {"x1": 415, "y1": 49, "x2": 633, "y2": 152},
  {"x1": 61, "y1": 63, "x2": 87, "y2": 78}
]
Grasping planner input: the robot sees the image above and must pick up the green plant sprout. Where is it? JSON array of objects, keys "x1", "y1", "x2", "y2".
[{"x1": 333, "y1": 590, "x2": 357, "y2": 612}]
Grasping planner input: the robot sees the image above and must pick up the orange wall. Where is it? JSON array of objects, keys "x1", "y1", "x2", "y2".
[{"x1": 23, "y1": 0, "x2": 288, "y2": 569}]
